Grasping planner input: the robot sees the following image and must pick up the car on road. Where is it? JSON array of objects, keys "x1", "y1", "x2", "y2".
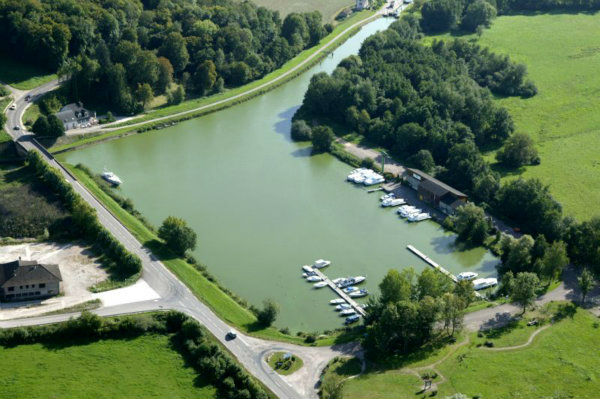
[
  {"x1": 25, "y1": 95, "x2": 31, "y2": 101},
  {"x1": 13, "y1": 125, "x2": 20, "y2": 130},
  {"x1": 226, "y1": 330, "x2": 237, "y2": 340},
  {"x1": 9, "y1": 104, "x2": 15, "y2": 110}
]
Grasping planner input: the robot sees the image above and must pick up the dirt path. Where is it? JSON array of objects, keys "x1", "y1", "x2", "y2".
[{"x1": 482, "y1": 325, "x2": 551, "y2": 351}]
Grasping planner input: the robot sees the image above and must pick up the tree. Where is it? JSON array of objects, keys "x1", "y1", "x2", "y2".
[
  {"x1": 420, "y1": 0, "x2": 463, "y2": 32},
  {"x1": 451, "y1": 203, "x2": 490, "y2": 246},
  {"x1": 440, "y1": 292, "x2": 465, "y2": 335},
  {"x1": 321, "y1": 372, "x2": 344, "y2": 399},
  {"x1": 290, "y1": 120, "x2": 312, "y2": 141},
  {"x1": 156, "y1": 57, "x2": 174, "y2": 94},
  {"x1": 0, "y1": 112, "x2": 5, "y2": 130},
  {"x1": 454, "y1": 279, "x2": 475, "y2": 306},
  {"x1": 510, "y1": 272, "x2": 540, "y2": 313},
  {"x1": 159, "y1": 32, "x2": 189, "y2": 74},
  {"x1": 578, "y1": 268, "x2": 595, "y2": 304},
  {"x1": 379, "y1": 269, "x2": 414, "y2": 304},
  {"x1": 496, "y1": 133, "x2": 539, "y2": 167},
  {"x1": 407, "y1": 149, "x2": 435, "y2": 173},
  {"x1": 461, "y1": 0, "x2": 497, "y2": 32},
  {"x1": 539, "y1": 241, "x2": 569, "y2": 281},
  {"x1": 135, "y1": 83, "x2": 153, "y2": 109},
  {"x1": 417, "y1": 268, "x2": 453, "y2": 300},
  {"x1": 158, "y1": 216, "x2": 197, "y2": 256},
  {"x1": 32, "y1": 115, "x2": 50, "y2": 136},
  {"x1": 193, "y1": 60, "x2": 217, "y2": 94},
  {"x1": 311, "y1": 125, "x2": 334, "y2": 153},
  {"x1": 498, "y1": 235, "x2": 535, "y2": 275},
  {"x1": 169, "y1": 85, "x2": 185, "y2": 105},
  {"x1": 256, "y1": 299, "x2": 279, "y2": 326},
  {"x1": 46, "y1": 115, "x2": 65, "y2": 137}
]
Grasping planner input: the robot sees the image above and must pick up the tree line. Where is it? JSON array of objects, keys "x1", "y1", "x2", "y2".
[
  {"x1": 0, "y1": 311, "x2": 269, "y2": 399},
  {"x1": 0, "y1": 0, "x2": 329, "y2": 114},
  {"x1": 27, "y1": 151, "x2": 142, "y2": 278},
  {"x1": 417, "y1": 0, "x2": 600, "y2": 35}
]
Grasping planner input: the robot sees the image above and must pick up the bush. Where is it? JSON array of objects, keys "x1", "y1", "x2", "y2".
[
  {"x1": 158, "y1": 216, "x2": 197, "y2": 256},
  {"x1": 361, "y1": 157, "x2": 375, "y2": 169},
  {"x1": 496, "y1": 133, "x2": 539, "y2": 168},
  {"x1": 290, "y1": 119, "x2": 312, "y2": 141},
  {"x1": 311, "y1": 125, "x2": 334, "y2": 153},
  {"x1": 256, "y1": 299, "x2": 279, "y2": 327}
]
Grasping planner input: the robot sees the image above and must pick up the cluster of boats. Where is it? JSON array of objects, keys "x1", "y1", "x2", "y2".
[
  {"x1": 380, "y1": 193, "x2": 405, "y2": 207},
  {"x1": 456, "y1": 271, "x2": 498, "y2": 290},
  {"x1": 328, "y1": 299, "x2": 363, "y2": 324},
  {"x1": 347, "y1": 168, "x2": 385, "y2": 186},
  {"x1": 397, "y1": 205, "x2": 431, "y2": 222}
]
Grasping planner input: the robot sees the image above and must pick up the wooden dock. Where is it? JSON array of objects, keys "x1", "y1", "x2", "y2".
[
  {"x1": 312, "y1": 269, "x2": 367, "y2": 317},
  {"x1": 406, "y1": 245, "x2": 483, "y2": 298}
]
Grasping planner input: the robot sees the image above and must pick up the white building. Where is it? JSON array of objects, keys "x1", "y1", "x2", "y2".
[{"x1": 55, "y1": 102, "x2": 97, "y2": 130}]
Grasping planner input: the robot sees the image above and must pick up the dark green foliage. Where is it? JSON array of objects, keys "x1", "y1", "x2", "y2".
[
  {"x1": 256, "y1": 299, "x2": 280, "y2": 327},
  {"x1": 0, "y1": 0, "x2": 326, "y2": 114},
  {"x1": 32, "y1": 116, "x2": 50, "y2": 136},
  {"x1": 461, "y1": 0, "x2": 497, "y2": 32},
  {"x1": 578, "y1": 268, "x2": 595, "y2": 304},
  {"x1": 420, "y1": 0, "x2": 463, "y2": 32},
  {"x1": 565, "y1": 217, "x2": 600, "y2": 275},
  {"x1": 158, "y1": 216, "x2": 197, "y2": 256},
  {"x1": 509, "y1": 272, "x2": 539, "y2": 313},
  {"x1": 290, "y1": 120, "x2": 312, "y2": 141},
  {"x1": 495, "y1": 0, "x2": 600, "y2": 13},
  {"x1": 311, "y1": 125, "x2": 334, "y2": 153},
  {"x1": 407, "y1": 149, "x2": 435, "y2": 173},
  {"x1": 496, "y1": 133, "x2": 539, "y2": 167},
  {"x1": 450, "y1": 203, "x2": 490, "y2": 245},
  {"x1": 26, "y1": 151, "x2": 141, "y2": 278},
  {"x1": 168, "y1": 85, "x2": 185, "y2": 105}
]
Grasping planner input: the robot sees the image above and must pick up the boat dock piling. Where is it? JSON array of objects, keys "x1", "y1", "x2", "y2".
[
  {"x1": 312, "y1": 269, "x2": 367, "y2": 317},
  {"x1": 406, "y1": 244, "x2": 483, "y2": 299}
]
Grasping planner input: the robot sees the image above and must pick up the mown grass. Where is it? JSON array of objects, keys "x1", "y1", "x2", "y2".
[
  {"x1": 0, "y1": 334, "x2": 217, "y2": 399},
  {"x1": 247, "y1": 0, "x2": 353, "y2": 21},
  {"x1": 267, "y1": 351, "x2": 304, "y2": 375},
  {"x1": 63, "y1": 162, "x2": 355, "y2": 346},
  {"x1": 48, "y1": 11, "x2": 376, "y2": 154},
  {"x1": 339, "y1": 304, "x2": 600, "y2": 398},
  {"x1": 0, "y1": 53, "x2": 56, "y2": 90},
  {"x1": 427, "y1": 13, "x2": 600, "y2": 220}
]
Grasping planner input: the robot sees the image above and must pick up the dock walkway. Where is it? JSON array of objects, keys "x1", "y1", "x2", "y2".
[{"x1": 312, "y1": 269, "x2": 367, "y2": 317}]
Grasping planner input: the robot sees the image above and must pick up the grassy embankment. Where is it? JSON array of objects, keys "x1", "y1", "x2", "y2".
[
  {"x1": 427, "y1": 12, "x2": 600, "y2": 221},
  {"x1": 0, "y1": 334, "x2": 217, "y2": 399},
  {"x1": 0, "y1": 53, "x2": 56, "y2": 90},
  {"x1": 330, "y1": 303, "x2": 600, "y2": 398},
  {"x1": 48, "y1": 10, "x2": 377, "y2": 153},
  {"x1": 63, "y1": 163, "x2": 359, "y2": 346}
]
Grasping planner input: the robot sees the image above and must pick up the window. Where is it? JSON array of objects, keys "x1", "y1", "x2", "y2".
[
  {"x1": 35, "y1": 291, "x2": 40, "y2": 295},
  {"x1": 7, "y1": 287, "x2": 14, "y2": 292},
  {"x1": 19, "y1": 286, "x2": 23, "y2": 289},
  {"x1": 39, "y1": 283, "x2": 46, "y2": 288}
]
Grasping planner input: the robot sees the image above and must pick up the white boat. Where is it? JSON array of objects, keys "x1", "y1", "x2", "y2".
[
  {"x1": 380, "y1": 193, "x2": 395, "y2": 201},
  {"x1": 343, "y1": 286, "x2": 358, "y2": 293},
  {"x1": 398, "y1": 206, "x2": 421, "y2": 218},
  {"x1": 408, "y1": 213, "x2": 431, "y2": 222},
  {"x1": 345, "y1": 315, "x2": 360, "y2": 325},
  {"x1": 340, "y1": 309, "x2": 356, "y2": 316},
  {"x1": 302, "y1": 265, "x2": 313, "y2": 273},
  {"x1": 101, "y1": 169, "x2": 122, "y2": 186},
  {"x1": 306, "y1": 276, "x2": 322, "y2": 282},
  {"x1": 363, "y1": 175, "x2": 385, "y2": 186},
  {"x1": 335, "y1": 304, "x2": 352, "y2": 311},
  {"x1": 313, "y1": 281, "x2": 328, "y2": 288},
  {"x1": 332, "y1": 277, "x2": 345, "y2": 285},
  {"x1": 457, "y1": 272, "x2": 478, "y2": 281},
  {"x1": 352, "y1": 276, "x2": 366, "y2": 284},
  {"x1": 330, "y1": 298, "x2": 346, "y2": 305},
  {"x1": 349, "y1": 289, "x2": 369, "y2": 298},
  {"x1": 382, "y1": 198, "x2": 405, "y2": 207},
  {"x1": 313, "y1": 259, "x2": 331, "y2": 269},
  {"x1": 473, "y1": 277, "x2": 498, "y2": 290},
  {"x1": 337, "y1": 276, "x2": 366, "y2": 288},
  {"x1": 302, "y1": 271, "x2": 317, "y2": 278}
]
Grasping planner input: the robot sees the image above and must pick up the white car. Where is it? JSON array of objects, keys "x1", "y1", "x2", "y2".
[
  {"x1": 9, "y1": 104, "x2": 15, "y2": 110},
  {"x1": 13, "y1": 125, "x2": 20, "y2": 130}
]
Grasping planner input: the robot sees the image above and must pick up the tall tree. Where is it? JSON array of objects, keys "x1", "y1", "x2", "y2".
[
  {"x1": 159, "y1": 32, "x2": 189, "y2": 74},
  {"x1": 578, "y1": 268, "x2": 595, "y2": 305},
  {"x1": 158, "y1": 216, "x2": 197, "y2": 256},
  {"x1": 510, "y1": 272, "x2": 540, "y2": 313}
]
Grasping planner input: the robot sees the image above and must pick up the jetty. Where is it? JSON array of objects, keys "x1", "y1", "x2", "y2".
[
  {"x1": 406, "y1": 245, "x2": 483, "y2": 298},
  {"x1": 312, "y1": 269, "x2": 367, "y2": 317}
]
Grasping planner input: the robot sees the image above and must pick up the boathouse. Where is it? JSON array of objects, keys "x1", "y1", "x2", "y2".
[{"x1": 404, "y1": 168, "x2": 467, "y2": 215}]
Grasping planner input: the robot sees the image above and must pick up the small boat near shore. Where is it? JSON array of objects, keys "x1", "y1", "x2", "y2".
[
  {"x1": 345, "y1": 315, "x2": 360, "y2": 325},
  {"x1": 101, "y1": 168, "x2": 122, "y2": 186},
  {"x1": 457, "y1": 271, "x2": 478, "y2": 281},
  {"x1": 408, "y1": 212, "x2": 431, "y2": 222},
  {"x1": 382, "y1": 198, "x2": 405, "y2": 207},
  {"x1": 340, "y1": 309, "x2": 356, "y2": 316},
  {"x1": 330, "y1": 298, "x2": 346, "y2": 305},
  {"x1": 306, "y1": 275, "x2": 322, "y2": 282},
  {"x1": 349, "y1": 289, "x2": 368, "y2": 298},
  {"x1": 335, "y1": 304, "x2": 352, "y2": 311},
  {"x1": 313, "y1": 281, "x2": 328, "y2": 288},
  {"x1": 302, "y1": 265, "x2": 313, "y2": 273},
  {"x1": 473, "y1": 277, "x2": 498, "y2": 290}
]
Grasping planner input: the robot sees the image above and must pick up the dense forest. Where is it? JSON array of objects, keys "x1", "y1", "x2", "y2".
[{"x1": 0, "y1": 0, "x2": 329, "y2": 113}]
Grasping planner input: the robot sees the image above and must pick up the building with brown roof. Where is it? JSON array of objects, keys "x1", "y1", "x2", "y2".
[
  {"x1": 404, "y1": 168, "x2": 468, "y2": 215},
  {"x1": 0, "y1": 259, "x2": 62, "y2": 302}
]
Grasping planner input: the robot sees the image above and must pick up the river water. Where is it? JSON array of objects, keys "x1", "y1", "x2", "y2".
[{"x1": 59, "y1": 18, "x2": 498, "y2": 332}]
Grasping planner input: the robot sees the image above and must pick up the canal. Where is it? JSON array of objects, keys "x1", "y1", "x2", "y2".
[{"x1": 59, "y1": 17, "x2": 499, "y2": 332}]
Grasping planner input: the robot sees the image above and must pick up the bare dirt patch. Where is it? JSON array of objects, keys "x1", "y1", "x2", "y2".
[{"x1": 0, "y1": 242, "x2": 107, "y2": 319}]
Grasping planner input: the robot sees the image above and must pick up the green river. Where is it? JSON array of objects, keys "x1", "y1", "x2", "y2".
[{"x1": 59, "y1": 18, "x2": 498, "y2": 332}]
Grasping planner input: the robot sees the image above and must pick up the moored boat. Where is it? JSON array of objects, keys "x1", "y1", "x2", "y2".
[
  {"x1": 302, "y1": 265, "x2": 313, "y2": 273},
  {"x1": 101, "y1": 168, "x2": 122, "y2": 186},
  {"x1": 329, "y1": 298, "x2": 346, "y2": 305},
  {"x1": 340, "y1": 309, "x2": 356, "y2": 316},
  {"x1": 306, "y1": 275, "x2": 322, "y2": 282},
  {"x1": 335, "y1": 303, "x2": 352, "y2": 311},
  {"x1": 457, "y1": 271, "x2": 478, "y2": 281},
  {"x1": 313, "y1": 259, "x2": 331, "y2": 269},
  {"x1": 473, "y1": 277, "x2": 498, "y2": 290},
  {"x1": 313, "y1": 281, "x2": 328, "y2": 288},
  {"x1": 345, "y1": 315, "x2": 360, "y2": 325},
  {"x1": 349, "y1": 289, "x2": 368, "y2": 298}
]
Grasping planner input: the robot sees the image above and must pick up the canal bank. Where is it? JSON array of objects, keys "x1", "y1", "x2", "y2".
[{"x1": 58, "y1": 18, "x2": 499, "y2": 333}]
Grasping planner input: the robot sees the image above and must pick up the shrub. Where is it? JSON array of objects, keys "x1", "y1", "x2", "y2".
[
  {"x1": 290, "y1": 119, "x2": 312, "y2": 141},
  {"x1": 158, "y1": 216, "x2": 197, "y2": 256},
  {"x1": 256, "y1": 299, "x2": 279, "y2": 327},
  {"x1": 311, "y1": 125, "x2": 334, "y2": 153}
]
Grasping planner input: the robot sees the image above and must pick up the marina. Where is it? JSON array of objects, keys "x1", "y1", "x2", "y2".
[{"x1": 307, "y1": 265, "x2": 367, "y2": 318}]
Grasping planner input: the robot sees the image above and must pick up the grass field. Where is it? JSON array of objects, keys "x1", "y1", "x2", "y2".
[
  {"x1": 428, "y1": 13, "x2": 600, "y2": 220},
  {"x1": 0, "y1": 53, "x2": 56, "y2": 90},
  {"x1": 247, "y1": 0, "x2": 353, "y2": 21},
  {"x1": 338, "y1": 304, "x2": 600, "y2": 398},
  {"x1": 0, "y1": 334, "x2": 216, "y2": 399}
]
